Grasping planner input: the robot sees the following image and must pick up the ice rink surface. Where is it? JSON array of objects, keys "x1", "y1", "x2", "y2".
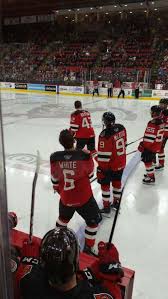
[{"x1": 1, "y1": 91, "x2": 168, "y2": 299}]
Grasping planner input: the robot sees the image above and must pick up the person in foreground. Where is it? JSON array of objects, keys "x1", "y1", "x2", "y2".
[
  {"x1": 20, "y1": 227, "x2": 114, "y2": 299},
  {"x1": 50, "y1": 129, "x2": 102, "y2": 253}
]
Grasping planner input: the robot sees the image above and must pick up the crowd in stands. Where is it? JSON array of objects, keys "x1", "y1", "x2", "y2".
[
  {"x1": 154, "y1": 45, "x2": 168, "y2": 89},
  {"x1": 0, "y1": 19, "x2": 168, "y2": 88}
]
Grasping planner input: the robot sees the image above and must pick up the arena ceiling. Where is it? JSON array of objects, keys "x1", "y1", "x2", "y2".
[{"x1": 2, "y1": 0, "x2": 168, "y2": 17}]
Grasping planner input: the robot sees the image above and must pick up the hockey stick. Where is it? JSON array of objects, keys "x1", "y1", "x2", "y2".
[
  {"x1": 107, "y1": 187, "x2": 124, "y2": 249},
  {"x1": 127, "y1": 150, "x2": 137, "y2": 156},
  {"x1": 127, "y1": 137, "x2": 143, "y2": 147},
  {"x1": 22, "y1": 151, "x2": 40, "y2": 257},
  {"x1": 29, "y1": 150, "x2": 40, "y2": 243}
]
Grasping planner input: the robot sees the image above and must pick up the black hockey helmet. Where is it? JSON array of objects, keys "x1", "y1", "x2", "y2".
[
  {"x1": 151, "y1": 105, "x2": 161, "y2": 118},
  {"x1": 40, "y1": 228, "x2": 79, "y2": 285},
  {"x1": 102, "y1": 112, "x2": 116, "y2": 127}
]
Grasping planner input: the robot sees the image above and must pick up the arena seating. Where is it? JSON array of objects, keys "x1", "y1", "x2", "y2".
[{"x1": 0, "y1": 21, "x2": 167, "y2": 87}]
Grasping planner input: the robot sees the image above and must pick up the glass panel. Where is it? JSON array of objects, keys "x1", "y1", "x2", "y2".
[{"x1": 0, "y1": 94, "x2": 14, "y2": 299}]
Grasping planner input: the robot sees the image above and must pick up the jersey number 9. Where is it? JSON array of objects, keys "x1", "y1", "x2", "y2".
[{"x1": 116, "y1": 138, "x2": 125, "y2": 156}]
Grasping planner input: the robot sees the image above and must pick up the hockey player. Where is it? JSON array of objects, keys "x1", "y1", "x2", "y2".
[
  {"x1": 138, "y1": 105, "x2": 164, "y2": 184},
  {"x1": 97, "y1": 112, "x2": 127, "y2": 213},
  {"x1": 92, "y1": 80, "x2": 99, "y2": 96},
  {"x1": 155, "y1": 98, "x2": 168, "y2": 170},
  {"x1": 50, "y1": 129, "x2": 102, "y2": 252},
  {"x1": 20, "y1": 228, "x2": 114, "y2": 299},
  {"x1": 70, "y1": 100, "x2": 97, "y2": 160}
]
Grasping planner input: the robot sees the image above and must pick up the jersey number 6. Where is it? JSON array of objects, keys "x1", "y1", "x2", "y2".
[{"x1": 63, "y1": 169, "x2": 75, "y2": 190}]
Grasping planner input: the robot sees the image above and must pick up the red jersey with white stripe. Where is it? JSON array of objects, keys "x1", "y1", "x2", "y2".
[
  {"x1": 97, "y1": 124, "x2": 127, "y2": 172},
  {"x1": 162, "y1": 109, "x2": 168, "y2": 138},
  {"x1": 142, "y1": 118, "x2": 165, "y2": 153},
  {"x1": 70, "y1": 110, "x2": 95, "y2": 139},
  {"x1": 50, "y1": 150, "x2": 94, "y2": 207}
]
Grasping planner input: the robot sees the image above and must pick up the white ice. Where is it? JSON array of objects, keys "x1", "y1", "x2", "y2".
[{"x1": 1, "y1": 91, "x2": 168, "y2": 299}]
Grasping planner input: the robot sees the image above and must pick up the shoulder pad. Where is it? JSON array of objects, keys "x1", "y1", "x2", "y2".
[
  {"x1": 100, "y1": 128, "x2": 114, "y2": 138},
  {"x1": 163, "y1": 109, "x2": 168, "y2": 116},
  {"x1": 100, "y1": 129, "x2": 106, "y2": 137},
  {"x1": 114, "y1": 123, "x2": 125, "y2": 132},
  {"x1": 50, "y1": 150, "x2": 90, "y2": 162},
  {"x1": 73, "y1": 110, "x2": 84, "y2": 116},
  {"x1": 155, "y1": 118, "x2": 163, "y2": 125}
]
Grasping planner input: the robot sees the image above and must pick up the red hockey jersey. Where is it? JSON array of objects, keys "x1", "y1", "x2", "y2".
[
  {"x1": 97, "y1": 124, "x2": 127, "y2": 172},
  {"x1": 142, "y1": 118, "x2": 165, "y2": 152},
  {"x1": 70, "y1": 110, "x2": 95, "y2": 139},
  {"x1": 50, "y1": 150, "x2": 94, "y2": 207},
  {"x1": 162, "y1": 109, "x2": 168, "y2": 138}
]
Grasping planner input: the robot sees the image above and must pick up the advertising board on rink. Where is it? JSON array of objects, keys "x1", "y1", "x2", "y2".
[
  {"x1": 28, "y1": 84, "x2": 45, "y2": 91},
  {"x1": 59, "y1": 85, "x2": 84, "y2": 94},
  {"x1": 152, "y1": 89, "x2": 168, "y2": 98},
  {"x1": 0, "y1": 82, "x2": 15, "y2": 88},
  {"x1": 45, "y1": 85, "x2": 56, "y2": 92},
  {"x1": 15, "y1": 83, "x2": 27, "y2": 90}
]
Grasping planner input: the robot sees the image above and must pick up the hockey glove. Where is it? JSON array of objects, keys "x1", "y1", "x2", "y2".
[
  {"x1": 138, "y1": 141, "x2": 144, "y2": 153},
  {"x1": 141, "y1": 149, "x2": 156, "y2": 163},
  {"x1": 100, "y1": 261, "x2": 124, "y2": 278}
]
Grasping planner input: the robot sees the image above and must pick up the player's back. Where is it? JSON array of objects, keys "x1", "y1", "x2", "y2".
[
  {"x1": 98, "y1": 124, "x2": 127, "y2": 171},
  {"x1": 70, "y1": 110, "x2": 95, "y2": 138},
  {"x1": 143, "y1": 118, "x2": 165, "y2": 152},
  {"x1": 162, "y1": 109, "x2": 168, "y2": 137},
  {"x1": 50, "y1": 150, "x2": 94, "y2": 207}
]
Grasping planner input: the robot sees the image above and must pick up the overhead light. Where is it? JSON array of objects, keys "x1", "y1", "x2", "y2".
[
  {"x1": 108, "y1": 21, "x2": 111, "y2": 24},
  {"x1": 77, "y1": 8, "x2": 80, "y2": 11},
  {"x1": 105, "y1": 12, "x2": 109, "y2": 15},
  {"x1": 55, "y1": 10, "x2": 59, "y2": 13},
  {"x1": 154, "y1": 8, "x2": 158, "y2": 10},
  {"x1": 124, "y1": 4, "x2": 128, "y2": 7},
  {"x1": 151, "y1": 1, "x2": 155, "y2": 4},
  {"x1": 99, "y1": 6, "x2": 103, "y2": 9},
  {"x1": 144, "y1": 10, "x2": 147, "y2": 12},
  {"x1": 114, "y1": 5, "x2": 117, "y2": 8},
  {"x1": 90, "y1": 7, "x2": 93, "y2": 10},
  {"x1": 119, "y1": 11, "x2": 122, "y2": 14},
  {"x1": 85, "y1": 14, "x2": 88, "y2": 17},
  {"x1": 65, "y1": 16, "x2": 68, "y2": 19},
  {"x1": 130, "y1": 11, "x2": 133, "y2": 14},
  {"x1": 140, "y1": 3, "x2": 143, "y2": 5},
  {"x1": 68, "y1": 9, "x2": 71, "y2": 12},
  {"x1": 72, "y1": 19, "x2": 75, "y2": 22}
]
